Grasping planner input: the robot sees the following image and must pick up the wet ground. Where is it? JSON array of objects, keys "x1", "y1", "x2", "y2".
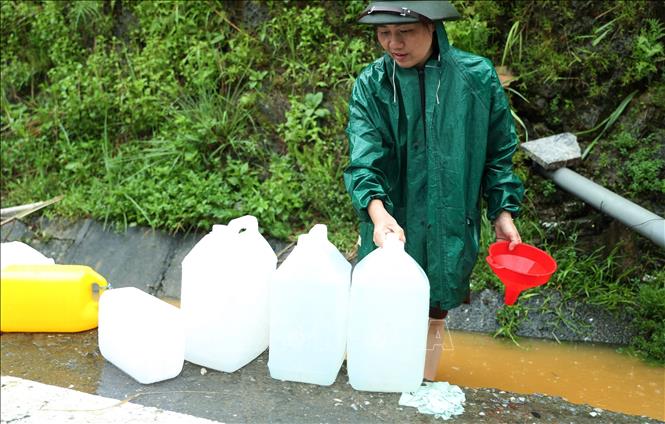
[
  {"x1": 0, "y1": 324, "x2": 665, "y2": 423},
  {"x1": 1, "y1": 328, "x2": 663, "y2": 423},
  {"x1": 2, "y1": 216, "x2": 664, "y2": 423}
]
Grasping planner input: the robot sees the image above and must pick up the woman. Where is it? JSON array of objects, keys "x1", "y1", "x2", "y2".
[{"x1": 344, "y1": 0, "x2": 524, "y2": 381}]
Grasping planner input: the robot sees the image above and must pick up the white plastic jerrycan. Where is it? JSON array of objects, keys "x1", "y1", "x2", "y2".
[
  {"x1": 181, "y1": 215, "x2": 277, "y2": 372},
  {"x1": 98, "y1": 287, "x2": 184, "y2": 384},
  {"x1": 0, "y1": 241, "x2": 55, "y2": 271},
  {"x1": 268, "y1": 224, "x2": 351, "y2": 385},
  {"x1": 347, "y1": 233, "x2": 430, "y2": 392}
]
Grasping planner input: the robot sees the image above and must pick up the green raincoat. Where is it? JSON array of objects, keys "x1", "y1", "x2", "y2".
[{"x1": 344, "y1": 22, "x2": 524, "y2": 310}]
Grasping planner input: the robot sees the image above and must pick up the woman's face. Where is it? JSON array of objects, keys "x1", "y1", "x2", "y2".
[{"x1": 376, "y1": 22, "x2": 435, "y2": 68}]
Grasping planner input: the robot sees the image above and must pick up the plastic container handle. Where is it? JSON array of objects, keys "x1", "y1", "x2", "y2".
[
  {"x1": 228, "y1": 215, "x2": 259, "y2": 234},
  {"x1": 383, "y1": 232, "x2": 404, "y2": 250},
  {"x1": 308, "y1": 224, "x2": 328, "y2": 241},
  {"x1": 296, "y1": 233, "x2": 309, "y2": 246}
]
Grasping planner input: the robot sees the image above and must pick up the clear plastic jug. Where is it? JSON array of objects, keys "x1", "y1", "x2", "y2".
[
  {"x1": 98, "y1": 287, "x2": 184, "y2": 384},
  {"x1": 268, "y1": 224, "x2": 351, "y2": 385},
  {"x1": 181, "y1": 215, "x2": 277, "y2": 372},
  {"x1": 347, "y1": 233, "x2": 430, "y2": 392},
  {"x1": 1, "y1": 264, "x2": 107, "y2": 332},
  {"x1": 0, "y1": 241, "x2": 55, "y2": 271}
]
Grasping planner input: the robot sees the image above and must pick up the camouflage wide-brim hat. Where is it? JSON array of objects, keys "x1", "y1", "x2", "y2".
[{"x1": 357, "y1": 1, "x2": 461, "y2": 24}]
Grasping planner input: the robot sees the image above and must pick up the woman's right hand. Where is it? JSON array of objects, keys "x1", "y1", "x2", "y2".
[{"x1": 367, "y1": 199, "x2": 405, "y2": 247}]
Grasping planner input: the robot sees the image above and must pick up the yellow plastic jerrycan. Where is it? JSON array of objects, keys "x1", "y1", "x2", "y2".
[{"x1": 1, "y1": 264, "x2": 108, "y2": 332}]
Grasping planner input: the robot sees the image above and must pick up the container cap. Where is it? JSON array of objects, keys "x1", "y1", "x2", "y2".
[{"x1": 228, "y1": 215, "x2": 259, "y2": 234}]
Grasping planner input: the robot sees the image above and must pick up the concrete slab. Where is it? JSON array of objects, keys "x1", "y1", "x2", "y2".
[
  {"x1": 0, "y1": 219, "x2": 31, "y2": 242},
  {"x1": 64, "y1": 220, "x2": 176, "y2": 293},
  {"x1": 446, "y1": 289, "x2": 636, "y2": 345},
  {"x1": 157, "y1": 231, "x2": 204, "y2": 299},
  {"x1": 446, "y1": 290, "x2": 501, "y2": 333},
  {"x1": 36, "y1": 216, "x2": 90, "y2": 241},
  {"x1": 0, "y1": 376, "x2": 221, "y2": 423},
  {"x1": 1, "y1": 219, "x2": 73, "y2": 263},
  {"x1": 520, "y1": 132, "x2": 581, "y2": 170},
  {"x1": 274, "y1": 241, "x2": 296, "y2": 267},
  {"x1": 29, "y1": 238, "x2": 74, "y2": 264}
]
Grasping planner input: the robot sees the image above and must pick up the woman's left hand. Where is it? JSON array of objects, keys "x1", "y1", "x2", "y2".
[{"x1": 494, "y1": 210, "x2": 521, "y2": 251}]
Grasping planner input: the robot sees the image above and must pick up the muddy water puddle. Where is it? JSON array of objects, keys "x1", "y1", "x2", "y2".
[
  {"x1": 0, "y1": 330, "x2": 103, "y2": 393},
  {"x1": 2, "y1": 323, "x2": 663, "y2": 420},
  {"x1": 437, "y1": 330, "x2": 664, "y2": 420}
]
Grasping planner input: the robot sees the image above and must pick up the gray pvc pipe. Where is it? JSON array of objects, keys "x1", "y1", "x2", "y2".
[{"x1": 543, "y1": 167, "x2": 665, "y2": 249}]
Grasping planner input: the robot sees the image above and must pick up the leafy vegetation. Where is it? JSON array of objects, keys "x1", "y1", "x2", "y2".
[
  {"x1": 1, "y1": 0, "x2": 663, "y2": 362},
  {"x1": 628, "y1": 279, "x2": 665, "y2": 363}
]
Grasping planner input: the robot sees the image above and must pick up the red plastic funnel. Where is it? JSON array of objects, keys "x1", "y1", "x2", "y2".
[{"x1": 485, "y1": 241, "x2": 557, "y2": 305}]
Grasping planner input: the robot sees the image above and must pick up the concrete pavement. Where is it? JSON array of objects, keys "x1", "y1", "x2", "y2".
[{"x1": 1, "y1": 376, "x2": 221, "y2": 423}]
